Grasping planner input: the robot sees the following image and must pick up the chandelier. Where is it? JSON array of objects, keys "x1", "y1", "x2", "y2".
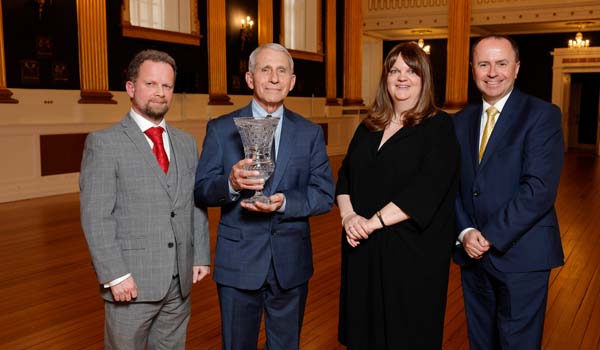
[
  {"x1": 34, "y1": 0, "x2": 52, "y2": 20},
  {"x1": 417, "y1": 38, "x2": 431, "y2": 55},
  {"x1": 568, "y1": 32, "x2": 590, "y2": 49}
]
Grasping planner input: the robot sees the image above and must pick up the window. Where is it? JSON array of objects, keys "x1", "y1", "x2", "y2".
[
  {"x1": 281, "y1": 0, "x2": 323, "y2": 62},
  {"x1": 122, "y1": 0, "x2": 201, "y2": 46}
]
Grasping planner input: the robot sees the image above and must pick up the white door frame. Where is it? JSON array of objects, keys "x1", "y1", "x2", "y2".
[{"x1": 551, "y1": 47, "x2": 600, "y2": 155}]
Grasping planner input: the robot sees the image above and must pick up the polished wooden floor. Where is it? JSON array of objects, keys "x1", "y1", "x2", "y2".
[{"x1": 1, "y1": 151, "x2": 600, "y2": 349}]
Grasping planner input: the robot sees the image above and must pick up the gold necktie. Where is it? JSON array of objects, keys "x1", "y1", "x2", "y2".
[{"x1": 479, "y1": 106, "x2": 499, "y2": 163}]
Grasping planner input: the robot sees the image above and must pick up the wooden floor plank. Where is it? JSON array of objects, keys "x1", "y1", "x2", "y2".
[{"x1": 1, "y1": 151, "x2": 599, "y2": 349}]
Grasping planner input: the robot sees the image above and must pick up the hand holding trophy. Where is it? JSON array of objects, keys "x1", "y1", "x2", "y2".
[{"x1": 234, "y1": 117, "x2": 280, "y2": 204}]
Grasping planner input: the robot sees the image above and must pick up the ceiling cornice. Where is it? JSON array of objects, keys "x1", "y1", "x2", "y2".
[{"x1": 363, "y1": 0, "x2": 600, "y2": 40}]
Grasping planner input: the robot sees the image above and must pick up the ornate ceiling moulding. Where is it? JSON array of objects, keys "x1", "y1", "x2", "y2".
[
  {"x1": 363, "y1": 0, "x2": 600, "y2": 40},
  {"x1": 471, "y1": 2, "x2": 600, "y2": 27},
  {"x1": 363, "y1": 0, "x2": 448, "y2": 33},
  {"x1": 551, "y1": 47, "x2": 600, "y2": 70},
  {"x1": 366, "y1": 0, "x2": 448, "y2": 11}
]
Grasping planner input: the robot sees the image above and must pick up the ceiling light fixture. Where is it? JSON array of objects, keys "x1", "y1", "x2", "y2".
[
  {"x1": 418, "y1": 38, "x2": 431, "y2": 55},
  {"x1": 411, "y1": 29, "x2": 432, "y2": 55},
  {"x1": 568, "y1": 32, "x2": 590, "y2": 49}
]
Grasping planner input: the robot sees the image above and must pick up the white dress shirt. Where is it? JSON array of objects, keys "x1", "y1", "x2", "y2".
[{"x1": 129, "y1": 108, "x2": 171, "y2": 161}]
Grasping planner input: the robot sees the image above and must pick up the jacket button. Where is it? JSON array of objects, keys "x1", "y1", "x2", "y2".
[
  {"x1": 473, "y1": 192, "x2": 479, "y2": 197},
  {"x1": 168, "y1": 242, "x2": 174, "y2": 248},
  {"x1": 170, "y1": 212, "x2": 175, "y2": 218}
]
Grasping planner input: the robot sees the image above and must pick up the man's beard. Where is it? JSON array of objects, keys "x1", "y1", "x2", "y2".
[{"x1": 143, "y1": 102, "x2": 169, "y2": 121}]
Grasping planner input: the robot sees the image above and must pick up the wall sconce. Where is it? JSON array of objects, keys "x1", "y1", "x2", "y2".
[
  {"x1": 241, "y1": 16, "x2": 254, "y2": 30},
  {"x1": 240, "y1": 16, "x2": 254, "y2": 54},
  {"x1": 34, "y1": 0, "x2": 52, "y2": 20},
  {"x1": 239, "y1": 15, "x2": 255, "y2": 76},
  {"x1": 568, "y1": 32, "x2": 590, "y2": 49},
  {"x1": 418, "y1": 38, "x2": 431, "y2": 55}
]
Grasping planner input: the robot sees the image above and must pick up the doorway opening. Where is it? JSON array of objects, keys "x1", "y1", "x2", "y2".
[
  {"x1": 551, "y1": 47, "x2": 600, "y2": 156},
  {"x1": 568, "y1": 73, "x2": 600, "y2": 151}
]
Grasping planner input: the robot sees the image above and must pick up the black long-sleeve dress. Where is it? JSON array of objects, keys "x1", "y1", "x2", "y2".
[{"x1": 337, "y1": 112, "x2": 460, "y2": 350}]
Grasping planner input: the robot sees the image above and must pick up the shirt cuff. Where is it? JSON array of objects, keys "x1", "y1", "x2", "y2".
[
  {"x1": 104, "y1": 273, "x2": 131, "y2": 288},
  {"x1": 228, "y1": 180, "x2": 240, "y2": 201},
  {"x1": 277, "y1": 193, "x2": 286, "y2": 212},
  {"x1": 458, "y1": 227, "x2": 476, "y2": 243}
]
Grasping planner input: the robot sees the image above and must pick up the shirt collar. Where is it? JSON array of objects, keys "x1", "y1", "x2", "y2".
[
  {"x1": 129, "y1": 108, "x2": 167, "y2": 133},
  {"x1": 483, "y1": 90, "x2": 512, "y2": 114},
  {"x1": 251, "y1": 100, "x2": 284, "y2": 119}
]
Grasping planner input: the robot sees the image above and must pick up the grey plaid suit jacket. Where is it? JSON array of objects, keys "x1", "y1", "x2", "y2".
[{"x1": 80, "y1": 114, "x2": 210, "y2": 302}]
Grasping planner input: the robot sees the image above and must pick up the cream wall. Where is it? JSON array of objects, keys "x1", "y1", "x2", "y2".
[
  {"x1": 362, "y1": 35, "x2": 383, "y2": 107},
  {"x1": 0, "y1": 90, "x2": 360, "y2": 203}
]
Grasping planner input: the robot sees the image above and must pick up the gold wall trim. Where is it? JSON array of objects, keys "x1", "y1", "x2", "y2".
[
  {"x1": 444, "y1": 0, "x2": 471, "y2": 109},
  {"x1": 207, "y1": 0, "x2": 230, "y2": 104},
  {"x1": 367, "y1": 0, "x2": 448, "y2": 11},
  {"x1": 77, "y1": 0, "x2": 116, "y2": 104},
  {"x1": 325, "y1": 0, "x2": 338, "y2": 105},
  {"x1": 343, "y1": 0, "x2": 363, "y2": 106},
  {"x1": 563, "y1": 57, "x2": 600, "y2": 63},
  {"x1": 122, "y1": 26, "x2": 201, "y2": 46},
  {"x1": 258, "y1": 0, "x2": 274, "y2": 45},
  {"x1": 288, "y1": 49, "x2": 325, "y2": 62},
  {"x1": 0, "y1": 2, "x2": 17, "y2": 103}
]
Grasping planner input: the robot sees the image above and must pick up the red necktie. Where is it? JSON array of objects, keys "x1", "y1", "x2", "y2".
[{"x1": 144, "y1": 127, "x2": 169, "y2": 173}]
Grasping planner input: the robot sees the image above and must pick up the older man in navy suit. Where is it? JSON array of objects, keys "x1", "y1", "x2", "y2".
[
  {"x1": 194, "y1": 43, "x2": 334, "y2": 350},
  {"x1": 453, "y1": 35, "x2": 564, "y2": 349}
]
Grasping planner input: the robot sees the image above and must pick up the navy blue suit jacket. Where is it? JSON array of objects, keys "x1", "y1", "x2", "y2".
[
  {"x1": 194, "y1": 103, "x2": 335, "y2": 290},
  {"x1": 453, "y1": 89, "x2": 564, "y2": 272}
]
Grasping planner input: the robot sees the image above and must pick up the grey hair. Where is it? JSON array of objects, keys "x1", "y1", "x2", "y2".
[{"x1": 248, "y1": 43, "x2": 294, "y2": 73}]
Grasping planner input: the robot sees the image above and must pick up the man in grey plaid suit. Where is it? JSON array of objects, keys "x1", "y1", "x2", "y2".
[{"x1": 80, "y1": 50, "x2": 210, "y2": 349}]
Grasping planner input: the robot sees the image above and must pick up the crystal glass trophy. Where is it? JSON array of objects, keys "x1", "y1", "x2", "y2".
[{"x1": 234, "y1": 117, "x2": 280, "y2": 204}]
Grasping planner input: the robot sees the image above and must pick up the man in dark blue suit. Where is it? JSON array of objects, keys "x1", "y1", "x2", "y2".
[
  {"x1": 453, "y1": 35, "x2": 565, "y2": 349},
  {"x1": 194, "y1": 43, "x2": 335, "y2": 350}
]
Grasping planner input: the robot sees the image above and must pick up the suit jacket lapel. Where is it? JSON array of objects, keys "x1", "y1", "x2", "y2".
[
  {"x1": 479, "y1": 90, "x2": 522, "y2": 167},
  {"x1": 469, "y1": 105, "x2": 483, "y2": 173},
  {"x1": 233, "y1": 104, "x2": 252, "y2": 157},
  {"x1": 121, "y1": 114, "x2": 172, "y2": 198},
  {"x1": 269, "y1": 109, "x2": 295, "y2": 192},
  {"x1": 238, "y1": 104, "x2": 254, "y2": 118},
  {"x1": 165, "y1": 124, "x2": 181, "y2": 205}
]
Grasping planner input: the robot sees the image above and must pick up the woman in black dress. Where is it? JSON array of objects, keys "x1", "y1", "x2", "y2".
[{"x1": 337, "y1": 42, "x2": 460, "y2": 349}]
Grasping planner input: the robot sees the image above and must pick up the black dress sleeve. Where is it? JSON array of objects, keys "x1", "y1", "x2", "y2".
[{"x1": 336, "y1": 123, "x2": 366, "y2": 197}]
